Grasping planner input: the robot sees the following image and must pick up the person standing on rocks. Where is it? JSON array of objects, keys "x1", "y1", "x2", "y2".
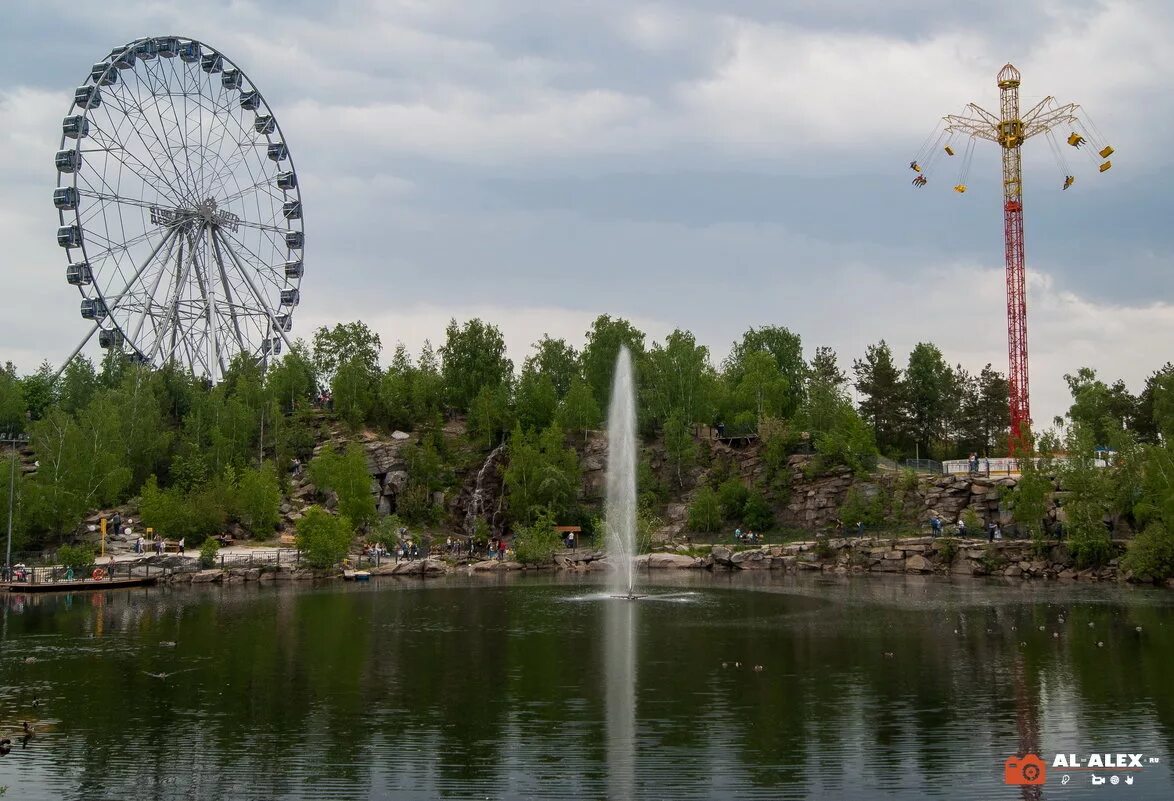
[
  {"x1": 178, "y1": 537, "x2": 185, "y2": 556},
  {"x1": 930, "y1": 515, "x2": 942, "y2": 538},
  {"x1": 111, "y1": 512, "x2": 122, "y2": 538}
]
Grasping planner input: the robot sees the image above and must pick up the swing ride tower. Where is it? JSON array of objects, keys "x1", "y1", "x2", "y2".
[{"x1": 911, "y1": 64, "x2": 1114, "y2": 446}]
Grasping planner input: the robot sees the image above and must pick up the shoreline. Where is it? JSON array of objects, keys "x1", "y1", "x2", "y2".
[{"x1": 140, "y1": 534, "x2": 1169, "y2": 589}]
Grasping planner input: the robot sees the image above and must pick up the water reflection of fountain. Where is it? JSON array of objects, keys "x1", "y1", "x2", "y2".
[
  {"x1": 604, "y1": 593, "x2": 636, "y2": 800},
  {"x1": 606, "y1": 346, "x2": 639, "y2": 599}
]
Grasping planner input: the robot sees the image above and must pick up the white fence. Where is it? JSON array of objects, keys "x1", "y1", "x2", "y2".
[{"x1": 943, "y1": 455, "x2": 1112, "y2": 477}]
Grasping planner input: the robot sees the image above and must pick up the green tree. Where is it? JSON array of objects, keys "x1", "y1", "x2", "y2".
[
  {"x1": 20, "y1": 361, "x2": 58, "y2": 421},
  {"x1": 662, "y1": 412, "x2": 698, "y2": 488},
  {"x1": 296, "y1": 506, "x2": 353, "y2": 569},
  {"x1": 1063, "y1": 367, "x2": 1136, "y2": 448},
  {"x1": 1133, "y1": 363, "x2": 1174, "y2": 443},
  {"x1": 734, "y1": 351, "x2": 791, "y2": 423},
  {"x1": 503, "y1": 423, "x2": 580, "y2": 525},
  {"x1": 440, "y1": 318, "x2": 512, "y2": 412},
  {"x1": 332, "y1": 355, "x2": 377, "y2": 430},
  {"x1": 722, "y1": 326, "x2": 806, "y2": 418},
  {"x1": 523, "y1": 336, "x2": 580, "y2": 399},
  {"x1": 266, "y1": 341, "x2": 317, "y2": 414},
  {"x1": 235, "y1": 464, "x2": 281, "y2": 535},
  {"x1": 644, "y1": 330, "x2": 715, "y2": 427},
  {"x1": 809, "y1": 346, "x2": 846, "y2": 388},
  {"x1": 468, "y1": 382, "x2": 515, "y2": 448},
  {"x1": 0, "y1": 363, "x2": 27, "y2": 434},
  {"x1": 580, "y1": 314, "x2": 646, "y2": 410},
  {"x1": 58, "y1": 356, "x2": 98, "y2": 415},
  {"x1": 904, "y1": 343, "x2": 955, "y2": 458},
  {"x1": 556, "y1": 375, "x2": 601, "y2": 442},
  {"x1": 687, "y1": 486, "x2": 722, "y2": 534},
  {"x1": 377, "y1": 344, "x2": 416, "y2": 430},
  {"x1": 411, "y1": 341, "x2": 446, "y2": 422},
  {"x1": 313, "y1": 321, "x2": 381, "y2": 384},
  {"x1": 853, "y1": 340, "x2": 905, "y2": 456},
  {"x1": 514, "y1": 368, "x2": 558, "y2": 432},
  {"x1": 308, "y1": 444, "x2": 376, "y2": 529}
]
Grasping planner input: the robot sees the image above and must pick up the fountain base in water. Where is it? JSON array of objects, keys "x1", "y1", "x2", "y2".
[{"x1": 610, "y1": 593, "x2": 647, "y2": 601}]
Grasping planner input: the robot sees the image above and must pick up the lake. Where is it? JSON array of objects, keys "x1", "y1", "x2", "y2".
[{"x1": 0, "y1": 572, "x2": 1171, "y2": 800}]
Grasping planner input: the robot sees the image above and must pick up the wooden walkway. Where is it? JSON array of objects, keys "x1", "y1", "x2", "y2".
[{"x1": 1, "y1": 575, "x2": 158, "y2": 593}]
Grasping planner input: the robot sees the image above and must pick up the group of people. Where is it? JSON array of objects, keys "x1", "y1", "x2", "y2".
[
  {"x1": 928, "y1": 513, "x2": 1003, "y2": 541},
  {"x1": 733, "y1": 528, "x2": 762, "y2": 544},
  {"x1": 966, "y1": 453, "x2": 989, "y2": 475},
  {"x1": 132, "y1": 533, "x2": 183, "y2": 555}
]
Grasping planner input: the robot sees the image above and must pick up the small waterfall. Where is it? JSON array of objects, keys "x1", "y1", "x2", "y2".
[
  {"x1": 605, "y1": 346, "x2": 638, "y2": 597},
  {"x1": 464, "y1": 441, "x2": 506, "y2": 535}
]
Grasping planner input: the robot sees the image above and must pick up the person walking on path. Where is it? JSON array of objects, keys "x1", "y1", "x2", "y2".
[
  {"x1": 111, "y1": 512, "x2": 122, "y2": 538},
  {"x1": 177, "y1": 537, "x2": 185, "y2": 556}
]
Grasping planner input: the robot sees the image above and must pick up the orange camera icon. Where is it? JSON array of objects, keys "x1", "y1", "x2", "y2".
[{"x1": 1004, "y1": 753, "x2": 1047, "y2": 785}]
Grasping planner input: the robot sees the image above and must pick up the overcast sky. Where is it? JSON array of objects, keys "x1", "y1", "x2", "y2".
[{"x1": 1, "y1": 0, "x2": 1171, "y2": 430}]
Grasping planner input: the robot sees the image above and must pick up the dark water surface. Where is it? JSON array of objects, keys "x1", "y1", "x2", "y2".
[{"x1": 0, "y1": 572, "x2": 1172, "y2": 800}]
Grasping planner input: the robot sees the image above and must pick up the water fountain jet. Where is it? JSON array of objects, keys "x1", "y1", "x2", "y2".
[{"x1": 605, "y1": 346, "x2": 642, "y2": 600}]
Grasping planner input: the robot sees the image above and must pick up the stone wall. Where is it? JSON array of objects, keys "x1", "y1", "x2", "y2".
[{"x1": 636, "y1": 536, "x2": 1135, "y2": 582}]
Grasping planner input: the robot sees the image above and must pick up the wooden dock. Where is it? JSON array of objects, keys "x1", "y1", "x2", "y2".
[{"x1": 1, "y1": 575, "x2": 158, "y2": 593}]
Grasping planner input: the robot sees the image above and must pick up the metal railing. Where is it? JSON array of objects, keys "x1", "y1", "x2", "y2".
[
  {"x1": 904, "y1": 458, "x2": 944, "y2": 474},
  {"x1": 1, "y1": 559, "x2": 175, "y2": 586}
]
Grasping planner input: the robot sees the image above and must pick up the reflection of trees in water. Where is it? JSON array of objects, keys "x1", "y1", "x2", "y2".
[{"x1": 0, "y1": 582, "x2": 1172, "y2": 799}]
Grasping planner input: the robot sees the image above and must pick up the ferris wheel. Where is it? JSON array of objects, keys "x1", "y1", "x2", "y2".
[{"x1": 54, "y1": 35, "x2": 304, "y2": 380}]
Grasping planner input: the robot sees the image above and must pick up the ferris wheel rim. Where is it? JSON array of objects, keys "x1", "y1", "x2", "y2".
[{"x1": 54, "y1": 34, "x2": 304, "y2": 376}]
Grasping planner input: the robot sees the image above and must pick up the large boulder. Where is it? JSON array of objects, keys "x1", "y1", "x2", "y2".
[
  {"x1": 190, "y1": 569, "x2": 221, "y2": 584},
  {"x1": 905, "y1": 554, "x2": 933, "y2": 573},
  {"x1": 730, "y1": 550, "x2": 770, "y2": 569},
  {"x1": 647, "y1": 553, "x2": 700, "y2": 570},
  {"x1": 711, "y1": 546, "x2": 733, "y2": 566}
]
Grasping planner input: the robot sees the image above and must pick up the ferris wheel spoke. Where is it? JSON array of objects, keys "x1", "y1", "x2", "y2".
[
  {"x1": 101, "y1": 84, "x2": 193, "y2": 205},
  {"x1": 214, "y1": 227, "x2": 296, "y2": 354}
]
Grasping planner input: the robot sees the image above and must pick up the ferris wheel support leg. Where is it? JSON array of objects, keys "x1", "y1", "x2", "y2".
[
  {"x1": 147, "y1": 225, "x2": 204, "y2": 365},
  {"x1": 214, "y1": 228, "x2": 298, "y2": 357},
  {"x1": 129, "y1": 230, "x2": 181, "y2": 350},
  {"x1": 54, "y1": 323, "x2": 100, "y2": 381},
  {"x1": 209, "y1": 231, "x2": 248, "y2": 355},
  {"x1": 56, "y1": 227, "x2": 178, "y2": 380},
  {"x1": 196, "y1": 225, "x2": 225, "y2": 382}
]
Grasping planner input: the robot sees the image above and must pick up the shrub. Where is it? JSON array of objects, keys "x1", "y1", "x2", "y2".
[
  {"x1": 296, "y1": 506, "x2": 354, "y2": 569},
  {"x1": 961, "y1": 508, "x2": 982, "y2": 535},
  {"x1": 687, "y1": 487, "x2": 722, "y2": 534},
  {"x1": 57, "y1": 544, "x2": 95, "y2": 570},
  {"x1": 199, "y1": 538, "x2": 220, "y2": 569},
  {"x1": 512, "y1": 513, "x2": 561, "y2": 565},
  {"x1": 979, "y1": 544, "x2": 1006, "y2": 574},
  {"x1": 716, "y1": 479, "x2": 750, "y2": 521},
  {"x1": 814, "y1": 534, "x2": 834, "y2": 560},
  {"x1": 741, "y1": 489, "x2": 774, "y2": 531},
  {"x1": 937, "y1": 537, "x2": 959, "y2": 564},
  {"x1": 308, "y1": 445, "x2": 377, "y2": 529},
  {"x1": 1121, "y1": 523, "x2": 1174, "y2": 581},
  {"x1": 839, "y1": 487, "x2": 884, "y2": 528}
]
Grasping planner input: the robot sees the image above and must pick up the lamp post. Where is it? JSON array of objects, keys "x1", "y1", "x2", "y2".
[{"x1": 3, "y1": 431, "x2": 30, "y2": 578}]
